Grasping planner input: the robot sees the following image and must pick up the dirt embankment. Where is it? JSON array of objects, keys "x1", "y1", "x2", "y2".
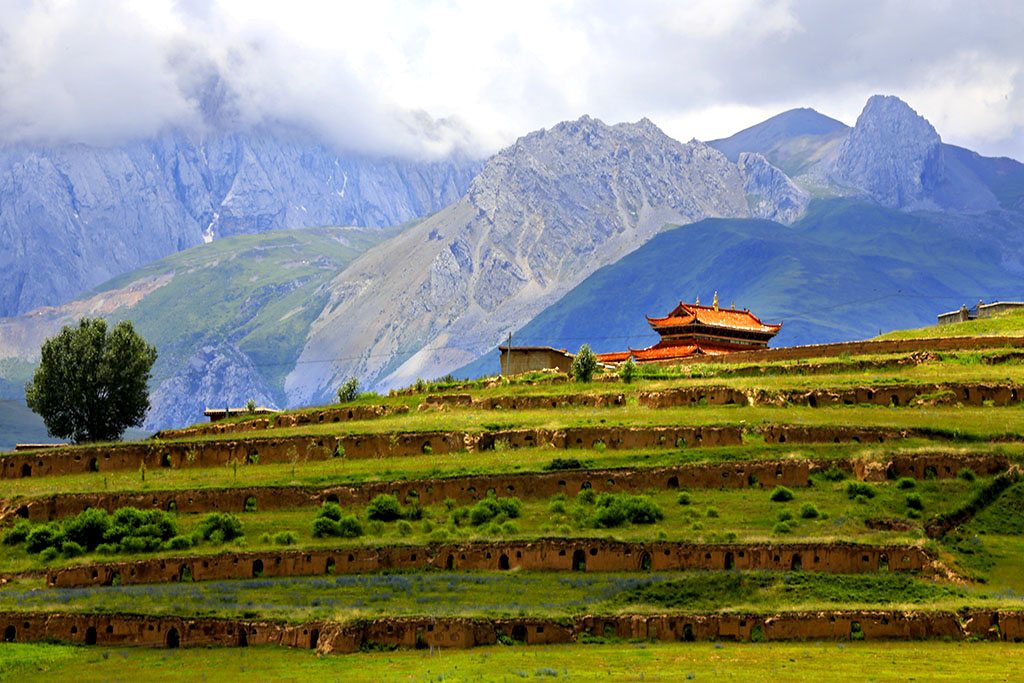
[
  {"x1": 3, "y1": 453, "x2": 1008, "y2": 523},
  {"x1": 45, "y1": 540, "x2": 932, "y2": 588},
  {"x1": 1, "y1": 609, "x2": 1019, "y2": 651}
]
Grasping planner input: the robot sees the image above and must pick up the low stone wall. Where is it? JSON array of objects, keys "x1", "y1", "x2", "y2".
[
  {"x1": 421, "y1": 393, "x2": 626, "y2": 411},
  {"x1": 2, "y1": 609, "x2": 1021, "y2": 651},
  {"x1": 46, "y1": 540, "x2": 932, "y2": 588},
  {"x1": 0, "y1": 426, "x2": 743, "y2": 480},
  {"x1": 639, "y1": 383, "x2": 1024, "y2": 409}
]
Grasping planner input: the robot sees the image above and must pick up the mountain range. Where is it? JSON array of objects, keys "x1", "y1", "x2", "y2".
[{"x1": 2, "y1": 94, "x2": 1023, "y2": 442}]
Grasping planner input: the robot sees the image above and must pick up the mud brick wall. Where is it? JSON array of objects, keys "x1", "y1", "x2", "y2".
[
  {"x1": 5, "y1": 459, "x2": 810, "y2": 522},
  {"x1": 4, "y1": 609, "x2": 1021, "y2": 651},
  {"x1": 0, "y1": 426, "x2": 744, "y2": 480},
  {"x1": 639, "y1": 384, "x2": 1024, "y2": 409},
  {"x1": 46, "y1": 540, "x2": 932, "y2": 588}
]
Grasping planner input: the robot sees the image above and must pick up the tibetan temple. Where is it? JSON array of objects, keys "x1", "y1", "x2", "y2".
[{"x1": 596, "y1": 293, "x2": 782, "y2": 364}]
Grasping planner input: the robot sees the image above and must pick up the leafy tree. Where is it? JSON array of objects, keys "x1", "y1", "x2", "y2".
[
  {"x1": 337, "y1": 377, "x2": 360, "y2": 403},
  {"x1": 571, "y1": 344, "x2": 598, "y2": 383},
  {"x1": 24, "y1": 318, "x2": 157, "y2": 443}
]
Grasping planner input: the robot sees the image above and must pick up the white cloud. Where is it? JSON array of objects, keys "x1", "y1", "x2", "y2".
[{"x1": 0, "y1": 0, "x2": 1020, "y2": 159}]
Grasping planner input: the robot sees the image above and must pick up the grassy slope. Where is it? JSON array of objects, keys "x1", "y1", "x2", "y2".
[
  {"x1": 456, "y1": 199, "x2": 1024, "y2": 379},
  {"x1": 876, "y1": 309, "x2": 1024, "y2": 340},
  {"x1": 7, "y1": 641, "x2": 1022, "y2": 682}
]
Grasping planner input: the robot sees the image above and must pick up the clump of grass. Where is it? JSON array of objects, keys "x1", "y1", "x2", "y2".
[
  {"x1": 896, "y1": 478, "x2": 916, "y2": 490},
  {"x1": 770, "y1": 486, "x2": 794, "y2": 502},
  {"x1": 677, "y1": 492, "x2": 692, "y2": 506}
]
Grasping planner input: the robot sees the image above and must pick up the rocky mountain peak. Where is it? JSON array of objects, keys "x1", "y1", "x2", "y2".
[{"x1": 832, "y1": 95, "x2": 943, "y2": 209}]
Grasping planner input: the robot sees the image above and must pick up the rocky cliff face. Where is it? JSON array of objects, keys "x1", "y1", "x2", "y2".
[
  {"x1": 286, "y1": 116, "x2": 755, "y2": 403},
  {"x1": 738, "y1": 152, "x2": 809, "y2": 223},
  {"x1": 0, "y1": 130, "x2": 481, "y2": 318},
  {"x1": 831, "y1": 95, "x2": 1000, "y2": 212}
]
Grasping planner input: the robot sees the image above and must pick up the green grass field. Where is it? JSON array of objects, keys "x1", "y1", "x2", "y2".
[{"x1": 3, "y1": 641, "x2": 1022, "y2": 681}]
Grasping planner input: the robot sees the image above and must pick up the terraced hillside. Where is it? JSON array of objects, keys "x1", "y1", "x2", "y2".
[{"x1": 5, "y1": 329, "x2": 1024, "y2": 679}]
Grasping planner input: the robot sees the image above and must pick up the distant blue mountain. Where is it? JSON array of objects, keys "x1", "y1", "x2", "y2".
[
  {"x1": 457, "y1": 199, "x2": 1024, "y2": 378},
  {"x1": 708, "y1": 107, "x2": 850, "y2": 163}
]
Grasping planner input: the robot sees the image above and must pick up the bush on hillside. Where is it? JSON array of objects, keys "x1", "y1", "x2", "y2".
[
  {"x1": 845, "y1": 482, "x2": 877, "y2": 499},
  {"x1": 769, "y1": 486, "x2": 794, "y2": 502}
]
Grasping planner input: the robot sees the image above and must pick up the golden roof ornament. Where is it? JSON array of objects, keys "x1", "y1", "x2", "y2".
[
  {"x1": 713, "y1": 291, "x2": 719, "y2": 311},
  {"x1": 695, "y1": 295, "x2": 700, "y2": 305}
]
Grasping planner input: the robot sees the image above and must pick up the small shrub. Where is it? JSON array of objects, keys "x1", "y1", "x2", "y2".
[
  {"x1": 905, "y1": 493, "x2": 924, "y2": 511},
  {"x1": 2, "y1": 519, "x2": 32, "y2": 546},
  {"x1": 799, "y1": 503, "x2": 820, "y2": 519},
  {"x1": 166, "y1": 535, "x2": 192, "y2": 550},
  {"x1": 772, "y1": 521, "x2": 794, "y2": 534},
  {"x1": 429, "y1": 528, "x2": 449, "y2": 543},
  {"x1": 571, "y1": 344, "x2": 598, "y2": 382},
  {"x1": 592, "y1": 493, "x2": 664, "y2": 528},
  {"x1": 958, "y1": 468, "x2": 977, "y2": 482},
  {"x1": 336, "y1": 377, "x2": 360, "y2": 403},
  {"x1": 777, "y1": 510, "x2": 794, "y2": 522},
  {"x1": 577, "y1": 489, "x2": 596, "y2": 505},
  {"x1": 396, "y1": 520, "x2": 413, "y2": 537},
  {"x1": 896, "y1": 478, "x2": 916, "y2": 490},
  {"x1": 273, "y1": 531, "x2": 298, "y2": 545},
  {"x1": 677, "y1": 492, "x2": 692, "y2": 506},
  {"x1": 706, "y1": 507, "x2": 720, "y2": 518},
  {"x1": 421, "y1": 519, "x2": 434, "y2": 534},
  {"x1": 845, "y1": 481, "x2": 877, "y2": 499},
  {"x1": 469, "y1": 496, "x2": 522, "y2": 526},
  {"x1": 244, "y1": 497, "x2": 257, "y2": 513},
  {"x1": 39, "y1": 547, "x2": 59, "y2": 562},
  {"x1": 500, "y1": 521, "x2": 520, "y2": 535},
  {"x1": 769, "y1": 486, "x2": 794, "y2": 502},
  {"x1": 197, "y1": 513, "x2": 243, "y2": 542},
  {"x1": 318, "y1": 502, "x2": 343, "y2": 521},
  {"x1": 549, "y1": 499, "x2": 567, "y2": 514},
  {"x1": 821, "y1": 464, "x2": 847, "y2": 481},
  {"x1": 244, "y1": 398, "x2": 257, "y2": 414},
  {"x1": 96, "y1": 543, "x2": 118, "y2": 555},
  {"x1": 337, "y1": 515, "x2": 363, "y2": 538},
  {"x1": 367, "y1": 494, "x2": 403, "y2": 522},
  {"x1": 444, "y1": 497, "x2": 457, "y2": 511},
  {"x1": 907, "y1": 508, "x2": 922, "y2": 519},
  {"x1": 618, "y1": 357, "x2": 637, "y2": 384},
  {"x1": 854, "y1": 494, "x2": 869, "y2": 505},
  {"x1": 61, "y1": 541, "x2": 84, "y2": 558},
  {"x1": 25, "y1": 524, "x2": 63, "y2": 553}
]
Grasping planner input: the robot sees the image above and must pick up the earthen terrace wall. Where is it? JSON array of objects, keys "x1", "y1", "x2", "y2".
[
  {"x1": 46, "y1": 540, "x2": 932, "y2": 588},
  {"x1": 5, "y1": 453, "x2": 1009, "y2": 523},
  {"x1": 2, "y1": 609, "x2": 1021, "y2": 651},
  {"x1": 0, "y1": 426, "x2": 742, "y2": 480}
]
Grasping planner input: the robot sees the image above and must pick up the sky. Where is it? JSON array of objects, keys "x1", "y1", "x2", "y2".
[{"x1": 0, "y1": 0, "x2": 1021, "y2": 160}]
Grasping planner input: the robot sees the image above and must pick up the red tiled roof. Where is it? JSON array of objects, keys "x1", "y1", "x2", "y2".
[
  {"x1": 595, "y1": 351, "x2": 633, "y2": 363},
  {"x1": 627, "y1": 339, "x2": 755, "y2": 362},
  {"x1": 648, "y1": 302, "x2": 781, "y2": 333}
]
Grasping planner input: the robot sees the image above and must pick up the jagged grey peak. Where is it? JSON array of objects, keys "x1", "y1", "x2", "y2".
[
  {"x1": 0, "y1": 129, "x2": 482, "y2": 318},
  {"x1": 831, "y1": 95, "x2": 943, "y2": 209},
  {"x1": 737, "y1": 152, "x2": 809, "y2": 223},
  {"x1": 286, "y1": 115, "x2": 752, "y2": 404}
]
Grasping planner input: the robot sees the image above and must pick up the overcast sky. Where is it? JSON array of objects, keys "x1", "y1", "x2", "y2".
[{"x1": 1, "y1": 0, "x2": 1021, "y2": 159}]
